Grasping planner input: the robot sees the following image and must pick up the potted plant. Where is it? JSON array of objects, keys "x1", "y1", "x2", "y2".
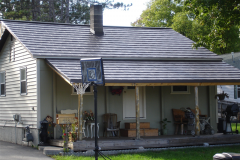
[
  {"x1": 84, "y1": 110, "x2": 95, "y2": 123},
  {"x1": 215, "y1": 91, "x2": 229, "y2": 100},
  {"x1": 160, "y1": 118, "x2": 171, "y2": 135}
]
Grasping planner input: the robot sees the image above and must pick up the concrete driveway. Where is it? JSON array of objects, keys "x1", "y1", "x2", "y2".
[{"x1": 0, "y1": 141, "x2": 53, "y2": 160}]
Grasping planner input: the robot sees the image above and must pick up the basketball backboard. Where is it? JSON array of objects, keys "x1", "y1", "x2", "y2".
[{"x1": 80, "y1": 58, "x2": 104, "y2": 85}]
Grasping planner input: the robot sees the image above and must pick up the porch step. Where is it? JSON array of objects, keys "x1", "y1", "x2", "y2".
[
  {"x1": 125, "y1": 122, "x2": 150, "y2": 129},
  {"x1": 43, "y1": 146, "x2": 64, "y2": 156},
  {"x1": 120, "y1": 128, "x2": 158, "y2": 137}
]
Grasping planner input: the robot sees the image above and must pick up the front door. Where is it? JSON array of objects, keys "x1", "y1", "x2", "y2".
[{"x1": 123, "y1": 86, "x2": 146, "y2": 119}]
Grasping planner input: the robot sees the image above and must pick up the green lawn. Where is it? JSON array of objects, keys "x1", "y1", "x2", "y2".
[
  {"x1": 232, "y1": 123, "x2": 240, "y2": 133},
  {"x1": 52, "y1": 145, "x2": 240, "y2": 160}
]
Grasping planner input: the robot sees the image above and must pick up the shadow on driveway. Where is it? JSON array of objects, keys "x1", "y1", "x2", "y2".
[{"x1": 0, "y1": 141, "x2": 53, "y2": 160}]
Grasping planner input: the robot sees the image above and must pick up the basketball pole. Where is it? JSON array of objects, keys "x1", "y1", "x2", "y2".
[{"x1": 94, "y1": 84, "x2": 99, "y2": 160}]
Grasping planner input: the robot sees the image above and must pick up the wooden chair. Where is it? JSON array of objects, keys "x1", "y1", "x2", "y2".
[
  {"x1": 103, "y1": 113, "x2": 121, "y2": 137},
  {"x1": 172, "y1": 109, "x2": 188, "y2": 135},
  {"x1": 172, "y1": 108, "x2": 208, "y2": 135}
]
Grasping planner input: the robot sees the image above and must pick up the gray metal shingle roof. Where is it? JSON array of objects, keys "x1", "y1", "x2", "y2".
[
  {"x1": 1, "y1": 20, "x2": 221, "y2": 60},
  {"x1": 46, "y1": 59, "x2": 240, "y2": 84},
  {"x1": 2, "y1": 20, "x2": 240, "y2": 84}
]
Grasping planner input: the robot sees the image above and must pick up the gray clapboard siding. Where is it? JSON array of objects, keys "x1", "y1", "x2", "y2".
[
  {"x1": 217, "y1": 85, "x2": 240, "y2": 103},
  {"x1": 0, "y1": 35, "x2": 37, "y2": 128}
]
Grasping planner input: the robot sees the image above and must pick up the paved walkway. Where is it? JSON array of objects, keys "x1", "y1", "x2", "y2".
[{"x1": 0, "y1": 141, "x2": 53, "y2": 160}]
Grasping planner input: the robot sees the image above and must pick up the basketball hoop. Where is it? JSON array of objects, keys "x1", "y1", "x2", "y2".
[{"x1": 72, "y1": 83, "x2": 90, "y2": 95}]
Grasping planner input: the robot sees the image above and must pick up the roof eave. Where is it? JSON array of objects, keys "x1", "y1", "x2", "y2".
[{"x1": 35, "y1": 55, "x2": 223, "y2": 62}]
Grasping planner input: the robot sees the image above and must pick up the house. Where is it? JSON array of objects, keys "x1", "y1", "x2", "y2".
[
  {"x1": 1, "y1": 5, "x2": 240, "y2": 147},
  {"x1": 217, "y1": 52, "x2": 240, "y2": 103}
]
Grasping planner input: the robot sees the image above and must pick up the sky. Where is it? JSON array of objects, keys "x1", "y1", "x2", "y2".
[{"x1": 103, "y1": 0, "x2": 150, "y2": 26}]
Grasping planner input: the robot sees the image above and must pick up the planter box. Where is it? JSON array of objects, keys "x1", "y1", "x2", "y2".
[
  {"x1": 125, "y1": 122, "x2": 150, "y2": 129},
  {"x1": 120, "y1": 128, "x2": 158, "y2": 137}
]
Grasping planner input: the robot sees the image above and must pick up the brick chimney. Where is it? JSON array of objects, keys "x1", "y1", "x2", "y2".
[{"x1": 90, "y1": 5, "x2": 104, "y2": 36}]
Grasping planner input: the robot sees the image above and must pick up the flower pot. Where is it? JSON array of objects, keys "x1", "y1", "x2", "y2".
[
  {"x1": 218, "y1": 95, "x2": 225, "y2": 100},
  {"x1": 162, "y1": 129, "x2": 168, "y2": 135}
]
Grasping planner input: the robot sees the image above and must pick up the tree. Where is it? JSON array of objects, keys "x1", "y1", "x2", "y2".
[
  {"x1": 184, "y1": 0, "x2": 240, "y2": 54},
  {"x1": 171, "y1": 11, "x2": 210, "y2": 44},
  {"x1": 132, "y1": 0, "x2": 240, "y2": 54},
  {"x1": 0, "y1": 0, "x2": 132, "y2": 24},
  {"x1": 131, "y1": 0, "x2": 183, "y2": 27}
]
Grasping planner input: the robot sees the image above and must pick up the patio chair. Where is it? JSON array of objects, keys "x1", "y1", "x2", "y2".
[{"x1": 103, "y1": 113, "x2": 121, "y2": 137}]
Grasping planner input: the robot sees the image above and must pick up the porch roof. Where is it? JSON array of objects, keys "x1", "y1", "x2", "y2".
[{"x1": 46, "y1": 59, "x2": 240, "y2": 86}]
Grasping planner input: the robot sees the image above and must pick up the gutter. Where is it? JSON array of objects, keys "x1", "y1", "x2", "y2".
[{"x1": 34, "y1": 55, "x2": 223, "y2": 62}]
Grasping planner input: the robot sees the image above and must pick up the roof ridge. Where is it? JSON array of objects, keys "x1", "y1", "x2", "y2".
[{"x1": 1, "y1": 19, "x2": 171, "y2": 29}]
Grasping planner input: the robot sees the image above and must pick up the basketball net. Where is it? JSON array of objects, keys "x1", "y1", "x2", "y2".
[{"x1": 72, "y1": 83, "x2": 90, "y2": 95}]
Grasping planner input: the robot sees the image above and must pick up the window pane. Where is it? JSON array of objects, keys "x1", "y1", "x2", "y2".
[
  {"x1": 173, "y1": 86, "x2": 188, "y2": 92},
  {"x1": 20, "y1": 68, "x2": 26, "y2": 80},
  {"x1": 1, "y1": 84, "x2": 5, "y2": 95},
  {"x1": 85, "y1": 86, "x2": 90, "y2": 92},
  {"x1": 21, "y1": 81, "x2": 26, "y2": 93},
  {"x1": 0, "y1": 73, "x2": 5, "y2": 83}
]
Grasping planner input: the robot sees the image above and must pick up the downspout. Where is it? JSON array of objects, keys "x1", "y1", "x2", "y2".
[{"x1": 135, "y1": 86, "x2": 140, "y2": 140}]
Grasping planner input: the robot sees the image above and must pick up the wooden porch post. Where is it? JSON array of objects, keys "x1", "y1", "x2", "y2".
[
  {"x1": 78, "y1": 94, "x2": 84, "y2": 140},
  {"x1": 195, "y1": 86, "x2": 200, "y2": 136},
  {"x1": 135, "y1": 86, "x2": 140, "y2": 140}
]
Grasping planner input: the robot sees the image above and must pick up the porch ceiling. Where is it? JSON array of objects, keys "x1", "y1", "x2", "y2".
[{"x1": 46, "y1": 59, "x2": 240, "y2": 86}]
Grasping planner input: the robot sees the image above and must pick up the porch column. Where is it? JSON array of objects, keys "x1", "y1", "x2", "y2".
[
  {"x1": 135, "y1": 86, "x2": 140, "y2": 140},
  {"x1": 195, "y1": 86, "x2": 200, "y2": 136},
  {"x1": 78, "y1": 94, "x2": 84, "y2": 140}
]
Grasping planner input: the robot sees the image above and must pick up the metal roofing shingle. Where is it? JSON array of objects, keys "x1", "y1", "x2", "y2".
[
  {"x1": 46, "y1": 59, "x2": 240, "y2": 84},
  {"x1": 1, "y1": 20, "x2": 221, "y2": 60}
]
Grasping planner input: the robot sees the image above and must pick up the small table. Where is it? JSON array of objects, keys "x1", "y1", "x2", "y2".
[{"x1": 86, "y1": 122, "x2": 99, "y2": 138}]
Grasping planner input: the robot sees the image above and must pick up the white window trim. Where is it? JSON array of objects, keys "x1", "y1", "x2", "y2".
[
  {"x1": 171, "y1": 86, "x2": 190, "y2": 94},
  {"x1": 0, "y1": 71, "x2": 6, "y2": 97},
  {"x1": 71, "y1": 86, "x2": 93, "y2": 95},
  {"x1": 123, "y1": 86, "x2": 146, "y2": 120},
  {"x1": 20, "y1": 67, "x2": 27, "y2": 95}
]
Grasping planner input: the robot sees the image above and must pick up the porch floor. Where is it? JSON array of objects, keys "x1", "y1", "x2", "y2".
[{"x1": 49, "y1": 133, "x2": 240, "y2": 151}]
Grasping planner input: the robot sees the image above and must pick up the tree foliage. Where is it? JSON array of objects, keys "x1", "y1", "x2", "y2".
[
  {"x1": 132, "y1": 0, "x2": 240, "y2": 54},
  {"x1": 0, "y1": 0, "x2": 132, "y2": 24},
  {"x1": 185, "y1": 0, "x2": 240, "y2": 54},
  {"x1": 131, "y1": 0, "x2": 183, "y2": 27}
]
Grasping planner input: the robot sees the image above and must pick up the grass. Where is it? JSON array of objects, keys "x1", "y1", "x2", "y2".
[
  {"x1": 232, "y1": 123, "x2": 240, "y2": 132},
  {"x1": 52, "y1": 145, "x2": 240, "y2": 160}
]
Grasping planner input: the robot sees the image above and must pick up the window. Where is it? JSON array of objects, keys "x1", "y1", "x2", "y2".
[
  {"x1": 123, "y1": 87, "x2": 146, "y2": 119},
  {"x1": 72, "y1": 86, "x2": 93, "y2": 95},
  {"x1": 20, "y1": 67, "x2": 27, "y2": 95},
  {"x1": 171, "y1": 86, "x2": 190, "y2": 94},
  {"x1": 0, "y1": 72, "x2": 6, "y2": 96},
  {"x1": 9, "y1": 35, "x2": 15, "y2": 62}
]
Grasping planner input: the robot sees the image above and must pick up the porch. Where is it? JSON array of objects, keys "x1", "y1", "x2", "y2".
[{"x1": 49, "y1": 133, "x2": 240, "y2": 151}]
